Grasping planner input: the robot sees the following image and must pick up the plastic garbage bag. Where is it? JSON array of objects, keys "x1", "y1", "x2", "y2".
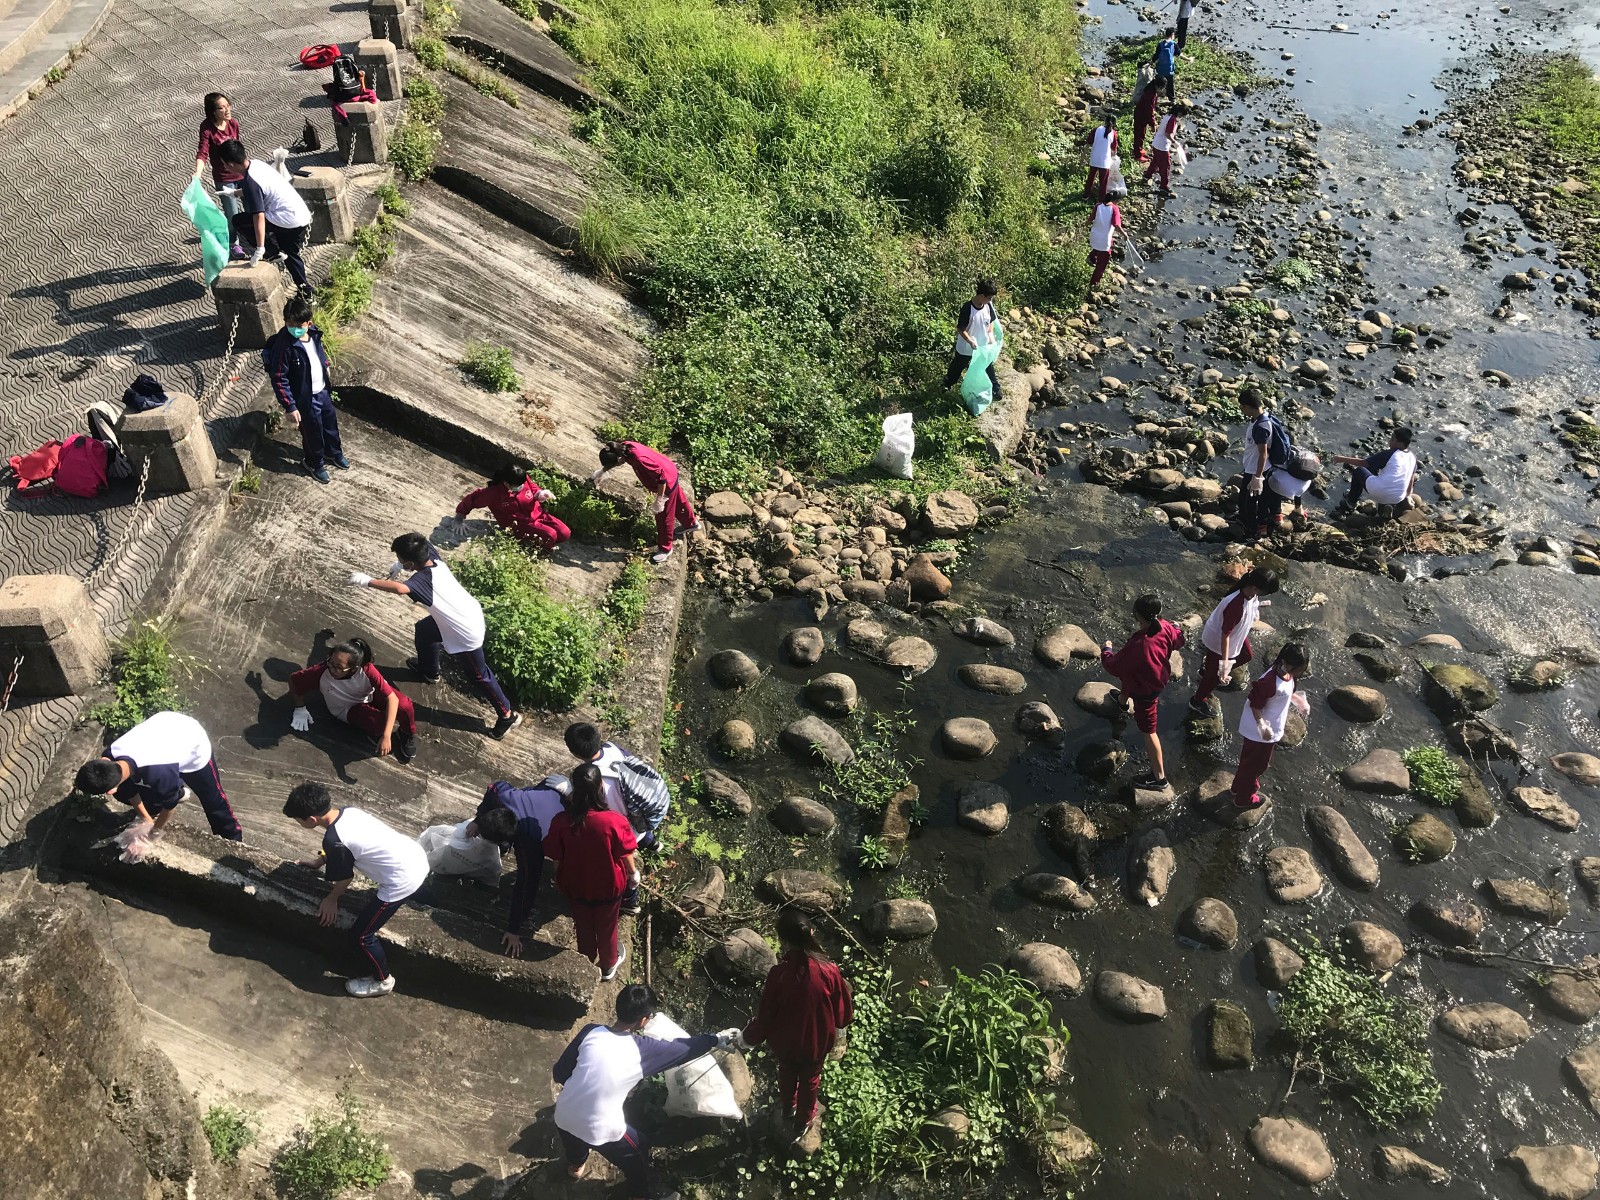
[
  {"x1": 419, "y1": 821, "x2": 503, "y2": 885},
  {"x1": 117, "y1": 818, "x2": 157, "y2": 863},
  {"x1": 181, "y1": 179, "x2": 232, "y2": 286},
  {"x1": 1173, "y1": 141, "x2": 1189, "y2": 171},
  {"x1": 1123, "y1": 236, "x2": 1146, "y2": 274},
  {"x1": 1106, "y1": 156, "x2": 1128, "y2": 198},
  {"x1": 641, "y1": 1012, "x2": 743, "y2": 1119},
  {"x1": 873, "y1": 412, "x2": 915, "y2": 480},
  {"x1": 960, "y1": 319, "x2": 1004, "y2": 416}
]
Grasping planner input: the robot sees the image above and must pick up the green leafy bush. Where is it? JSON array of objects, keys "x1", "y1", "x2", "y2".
[
  {"x1": 313, "y1": 257, "x2": 374, "y2": 330},
  {"x1": 413, "y1": 35, "x2": 449, "y2": 70},
  {"x1": 1402, "y1": 745, "x2": 1461, "y2": 806},
  {"x1": 403, "y1": 76, "x2": 447, "y2": 124},
  {"x1": 202, "y1": 1104, "x2": 257, "y2": 1165},
  {"x1": 1278, "y1": 939, "x2": 1440, "y2": 1126},
  {"x1": 271, "y1": 1088, "x2": 392, "y2": 1200},
  {"x1": 374, "y1": 182, "x2": 410, "y2": 217},
  {"x1": 389, "y1": 116, "x2": 443, "y2": 181},
  {"x1": 856, "y1": 834, "x2": 892, "y2": 870},
  {"x1": 451, "y1": 531, "x2": 604, "y2": 709},
  {"x1": 421, "y1": 0, "x2": 459, "y2": 34},
  {"x1": 603, "y1": 558, "x2": 652, "y2": 635},
  {"x1": 541, "y1": 474, "x2": 626, "y2": 538},
  {"x1": 820, "y1": 708, "x2": 919, "y2": 815},
  {"x1": 87, "y1": 621, "x2": 186, "y2": 736},
  {"x1": 460, "y1": 341, "x2": 523, "y2": 392}
]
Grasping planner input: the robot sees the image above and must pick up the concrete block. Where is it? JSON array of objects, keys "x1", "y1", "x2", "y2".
[
  {"x1": 118, "y1": 392, "x2": 218, "y2": 496},
  {"x1": 369, "y1": 0, "x2": 416, "y2": 48},
  {"x1": 293, "y1": 166, "x2": 355, "y2": 244},
  {"x1": 335, "y1": 102, "x2": 388, "y2": 167},
  {"x1": 212, "y1": 259, "x2": 287, "y2": 351},
  {"x1": 357, "y1": 37, "x2": 403, "y2": 101},
  {"x1": 0, "y1": 574, "x2": 110, "y2": 698}
]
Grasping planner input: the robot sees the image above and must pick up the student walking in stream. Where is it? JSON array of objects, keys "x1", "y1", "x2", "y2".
[
  {"x1": 1236, "y1": 389, "x2": 1287, "y2": 537},
  {"x1": 741, "y1": 907, "x2": 854, "y2": 1142},
  {"x1": 941, "y1": 279, "x2": 1002, "y2": 398},
  {"x1": 543, "y1": 763, "x2": 640, "y2": 981},
  {"x1": 261, "y1": 295, "x2": 348, "y2": 484},
  {"x1": 283, "y1": 781, "x2": 430, "y2": 997},
  {"x1": 1132, "y1": 75, "x2": 1161, "y2": 162},
  {"x1": 1330, "y1": 426, "x2": 1419, "y2": 517},
  {"x1": 348, "y1": 532, "x2": 521, "y2": 740},
  {"x1": 469, "y1": 774, "x2": 570, "y2": 958},
  {"x1": 1084, "y1": 114, "x2": 1119, "y2": 202},
  {"x1": 217, "y1": 139, "x2": 312, "y2": 291},
  {"x1": 1176, "y1": 0, "x2": 1198, "y2": 51},
  {"x1": 552, "y1": 984, "x2": 740, "y2": 1199},
  {"x1": 286, "y1": 637, "x2": 418, "y2": 763},
  {"x1": 1189, "y1": 566, "x2": 1280, "y2": 710},
  {"x1": 74, "y1": 711, "x2": 242, "y2": 842},
  {"x1": 593, "y1": 440, "x2": 698, "y2": 565},
  {"x1": 1144, "y1": 105, "x2": 1183, "y2": 195},
  {"x1": 1100, "y1": 593, "x2": 1186, "y2": 790},
  {"x1": 192, "y1": 92, "x2": 247, "y2": 259},
  {"x1": 1231, "y1": 643, "x2": 1311, "y2": 808},
  {"x1": 452, "y1": 462, "x2": 571, "y2": 553},
  {"x1": 1152, "y1": 28, "x2": 1178, "y2": 100},
  {"x1": 1087, "y1": 199, "x2": 1123, "y2": 291}
]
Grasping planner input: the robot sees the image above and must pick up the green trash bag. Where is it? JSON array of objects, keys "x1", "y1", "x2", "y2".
[
  {"x1": 960, "y1": 319, "x2": 1004, "y2": 416},
  {"x1": 181, "y1": 179, "x2": 231, "y2": 286}
]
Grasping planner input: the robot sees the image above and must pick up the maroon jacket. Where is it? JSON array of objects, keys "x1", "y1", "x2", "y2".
[
  {"x1": 743, "y1": 951, "x2": 853, "y2": 1065},
  {"x1": 456, "y1": 478, "x2": 550, "y2": 540},
  {"x1": 1101, "y1": 618, "x2": 1185, "y2": 698}
]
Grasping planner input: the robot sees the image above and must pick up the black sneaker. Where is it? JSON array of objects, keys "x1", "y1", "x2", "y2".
[
  {"x1": 620, "y1": 894, "x2": 642, "y2": 916},
  {"x1": 491, "y1": 711, "x2": 522, "y2": 740},
  {"x1": 405, "y1": 657, "x2": 441, "y2": 684},
  {"x1": 396, "y1": 733, "x2": 417, "y2": 763}
]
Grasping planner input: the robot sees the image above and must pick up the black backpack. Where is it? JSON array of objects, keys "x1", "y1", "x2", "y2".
[
  {"x1": 330, "y1": 55, "x2": 362, "y2": 100},
  {"x1": 1283, "y1": 447, "x2": 1322, "y2": 482}
]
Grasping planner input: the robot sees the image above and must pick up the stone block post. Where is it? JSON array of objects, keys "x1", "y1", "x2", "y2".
[
  {"x1": 212, "y1": 261, "x2": 287, "y2": 351},
  {"x1": 357, "y1": 38, "x2": 403, "y2": 101},
  {"x1": 292, "y1": 167, "x2": 354, "y2": 245},
  {"x1": 118, "y1": 393, "x2": 218, "y2": 496},
  {"x1": 369, "y1": 0, "x2": 416, "y2": 48},
  {"x1": 0, "y1": 575, "x2": 110, "y2": 699},
  {"x1": 335, "y1": 103, "x2": 388, "y2": 167}
]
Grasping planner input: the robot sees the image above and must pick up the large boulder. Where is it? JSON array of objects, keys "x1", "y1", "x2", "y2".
[
  {"x1": 1394, "y1": 812, "x2": 1455, "y2": 862},
  {"x1": 845, "y1": 618, "x2": 890, "y2": 654},
  {"x1": 882, "y1": 636, "x2": 938, "y2": 676},
  {"x1": 1510, "y1": 786, "x2": 1580, "y2": 831},
  {"x1": 805, "y1": 672, "x2": 859, "y2": 716},
  {"x1": 758, "y1": 869, "x2": 845, "y2": 911},
  {"x1": 865, "y1": 899, "x2": 938, "y2": 941},
  {"x1": 941, "y1": 717, "x2": 997, "y2": 759},
  {"x1": 1263, "y1": 846, "x2": 1324, "y2": 903},
  {"x1": 956, "y1": 782, "x2": 1011, "y2": 835},
  {"x1": 707, "y1": 928, "x2": 777, "y2": 985},
  {"x1": 1538, "y1": 968, "x2": 1600, "y2": 1024},
  {"x1": 1327, "y1": 685, "x2": 1388, "y2": 722},
  {"x1": 782, "y1": 626, "x2": 825, "y2": 666},
  {"x1": 902, "y1": 555, "x2": 952, "y2": 601},
  {"x1": 781, "y1": 716, "x2": 855, "y2": 766},
  {"x1": 922, "y1": 490, "x2": 980, "y2": 537},
  {"x1": 1019, "y1": 873, "x2": 1097, "y2": 912},
  {"x1": 702, "y1": 769, "x2": 754, "y2": 815},
  {"x1": 770, "y1": 796, "x2": 837, "y2": 836},
  {"x1": 953, "y1": 616, "x2": 1014, "y2": 647},
  {"x1": 1484, "y1": 878, "x2": 1569, "y2": 924},
  {"x1": 1409, "y1": 894, "x2": 1485, "y2": 947},
  {"x1": 1007, "y1": 943, "x2": 1083, "y2": 995},
  {"x1": 1338, "y1": 921, "x2": 1404, "y2": 973},
  {"x1": 1180, "y1": 897, "x2": 1239, "y2": 949},
  {"x1": 1552, "y1": 752, "x2": 1600, "y2": 788},
  {"x1": 1130, "y1": 828, "x2": 1175, "y2": 907},
  {"x1": 1424, "y1": 662, "x2": 1499, "y2": 717},
  {"x1": 1094, "y1": 971, "x2": 1167, "y2": 1022},
  {"x1": 1074, "y1": 680, "x2": 1126, "y2": 717},
  {"x1": 959, "y1": 663, "x2": 1027, "y2": 695},
  {"x1": 1437, "y1": 1001, "x2": 1532, "y2": 1051},
  {"x1": 1207, "y1": 1000, "x2": 1255, "y2": 1069},
  {"x1": 1249, "y1": 1116, "x2": 1334, "y2": 1186},
  {"x1": 1507, "y1": 1145, "x2": 1599, "y2": 1200},
  {"x1": 1306, "y1": 806, "x2": 1379, "y2": 889},
  {"x1": 1254, "y1": 937, "x2": 1304, "y2": 988},
  {"x1": 709, "y1": 649, "x2": 762, "y2": 689},
  {"x1": 1340, "y1": 748, "x2": 1410, "y2": 794},
  {"x1": 1016, "y1": 701, "x2": 1062, "y2": 736},
  {"x1": 1034, "y1": 623, "x2": 1100, "y2": 666},
  {"x1": 702, "y1": 491, "x2": 753, "y2": 523}
]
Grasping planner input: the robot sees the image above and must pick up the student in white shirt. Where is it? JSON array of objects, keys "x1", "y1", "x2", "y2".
[
  {"x1": 216, "y1": 139, "x2": 312, "y2": 291},
  {"x1": 74, "y1": 710, "x2": 242, "y2": 841},
  {"x1": 1176, "y1": 0, "x2": 1198, "y2": 51},
  {"x1": 349, "y1": 532, "x2": 522, "y2": 740},
  {"x1": 1143, "y1": 105, "x2": 1183, "y2": 194},
  {"x1": 1084, "y1": 115, "x2": 1119, "y2": 202},
  {"x1": 1087, "y1": 201, "x2": 1122, "y2": 290},
  {"x1": 940, "y1": 279, "x2": 1001, "y2": 398},
  {"x1": 1330, "y1": 426, "x2": 1419, "y2": 516},
  {"x1": 283, "y1": 781, "x2": 430, "y2": 997},
  {"x1": 1231, "y1": 643, "x2": 1311, "y2": 809}
]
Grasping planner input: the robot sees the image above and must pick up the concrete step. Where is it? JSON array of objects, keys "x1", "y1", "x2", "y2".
[
  {"x1": 449, "y1": 0, "x2": 610, "y2": 112},
  {"x1": 0, "y1": 0, "x2": 113, "y2": 123}
]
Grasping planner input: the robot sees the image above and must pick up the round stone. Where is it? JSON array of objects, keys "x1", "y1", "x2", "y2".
[
  {"x1": 719, "y1": 719, "x2": 756, "y2": 756},
  {"x1": 1007, "y1": 943, "x2": 1083, "y2": 995},
  {"x1": 709, "y1": 649, "x2": 762, "y2": 689},
  {"x1": 782, "y1": 626, "x2": 825, "y2": 666},
  {"x1": 941, "y1": 717, "x2": 997, "y2": 759},
  {"x1": 1249, "y1": 1116, "x2": 1334, "y2": 1186},
  {"x1": 1094, "y1": 971, "x2": 1167, "y2": 1022},
  {"x1": 770, "y1": 796, "x2": 836, "y2": 836},
  {"x1": 956, "y1": 781, "x2": 1011, "y2": 834},
  {"x1": 958, "y1": 664, "x2": 1027, "y2": 695},
  {"x1": 865, "y1": 898, "x2": 938, "y2": 941},
  {"x1": 1180, "y1": 897, "x2": 1239, "y2": 949},
  {"x1": 1327, "y1": 685, "x2": 1388, "y2": 722},
  {"x1": 805, "y1": 672, "x2": 859, "y2": 716}
]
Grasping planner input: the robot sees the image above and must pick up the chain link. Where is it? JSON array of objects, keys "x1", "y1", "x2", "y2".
[
  {"x1": 198, "y1": 311, "x2": 247, "y2": 418},
  {"x1": 0, "y1": 655, "x2": 22, "y2": 714},
  {"x1": 86, "y1": 456, "x2": 152, "y2": 592}
]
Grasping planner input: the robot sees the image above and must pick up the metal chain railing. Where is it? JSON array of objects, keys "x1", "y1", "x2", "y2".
[
  {"x1": 86, "y1": 455, "x2": 151, "y2": 594},
  {"x1": 0, "y1": 655, "x2": 23, "y2": 714}
]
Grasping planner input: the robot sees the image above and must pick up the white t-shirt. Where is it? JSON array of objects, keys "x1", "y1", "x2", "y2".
[
  {"x1": 1179, "y1": 0, "x2": 1195, "y2": 19},
  {"x1": 322, "y1": 806, "x2": 430, "y2": 902},
  {"x1": 241, "y1": 160, "x2": 312, "y2": 230},
  {"x1": 319, "y1": 667, "x2": 376, "y2": 721},
  {"x1": 1201, "y1": 590, "x2": 1261, "y2": 659},
  {"x1": 1365, "y1": 448, "x2": 1417, "y2": 504},
  {"x1": 1090, "y1": 126, "x2": 1117, "y2": 169},
  {"x1": 109, "y1": 711, "x2": 212, "y2": 774},
  {"x1": 402, "y1": 551, "x2": 487, "y2": 655},
  {"x1": 1153, "y1": 115, "x2": 1179, "y2": 153},
  {"x1": 1090, "y1": 203, "x2": 1119, "y2": 253},
  {"x1": 591, "y1": 742, "x2": 630, "y2": 818},
  {"x1": 1268, "y1": 469, "x2": 1314, "y2": 500},
  {"x1": 555, "y1": 1027, "x2": 646, "y2": 1144},
  {"x1": 1240, "y1": 670, "x2": 1296, "y2": 743},
  {"x1": 952, "y1": 300, "x2": 995, "y2": 357},
  {"x1": 301, "y1": 338, "x2": 326, "y2": 394}
]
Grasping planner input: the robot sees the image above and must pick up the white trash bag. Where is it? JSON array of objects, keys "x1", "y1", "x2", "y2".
[
  {"x1": 641, "y1": 1012, "x2": 743, "y2": 1119},
  {"x1": 1106, "y1": 155, "x2": 1128, "y2": 198},
  {"x1": 1123, "y1": 236, "x2": 1146, "y2": 274},
  {"x1": 873, "y1": 412, "x2": 915, "y2": 480},
  {"x1": 418, "y1": 821, "x2": 504, "y2": 886},
  {"x1": 1173, "y1": 141, "x2": 1189, "y2": 172}
]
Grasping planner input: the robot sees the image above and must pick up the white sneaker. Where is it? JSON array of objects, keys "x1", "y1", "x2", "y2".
[
  {"x1": 650, "y1": 549, "x2": 673, "y2": 565},
  {"x1": 346, "y1": 975, "x2": 396, "y2": 997},
  {"x1": 601, "y1": 943, "x2": 628, "y2": 982}
]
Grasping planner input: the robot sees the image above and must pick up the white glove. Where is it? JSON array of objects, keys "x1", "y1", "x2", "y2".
[
  {"x1": 386, "y1": 560, "x2": 405, "y2": 580},
  {"x1": 1247, "y1": 475, "x2": 1264, "y2": 496},
  {"x1": 348, "y1": 572, "x2": 372, "y2": 587},
  {"x1": 716, "y1": 1027, "x2": 746, "y2": 1051},
  {"x1": 653, "y1": 493, "x2": 669, "y2": 515},
  {"x1": 291, "y1": 706, "x2": 314, "y2": 732},
  {"x1": 1218, "y1": 659, "x2": 1234, "y2": 681},
  {"x1": 248, "y1": 247, "x2": 264, "y2": 266},
  {"x1": 628, "y1": 870, "x2": 641, "y2": 888},
  {"x1": 590, "y1": 468, "x2": 607, "y2": 486},
  {"x1": 536, "y1": 489, "x2": 555, "y2": 503},
  {"x1": 116, "y1": 818, "x2": 155, "y2": 849},
  {"x1": 1256, "y1": 717, "x2": 1274, "y2": 740},
  {"x1": 1290, "y1": 692, "x2": 1310, "y2": 716},
  {"x1": 119, "y1": 836, "x2": 155, "y2": 864}
]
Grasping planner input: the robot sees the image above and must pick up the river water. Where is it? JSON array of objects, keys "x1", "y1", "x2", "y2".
[{"x1": 664, "y1": 1, "x2": 1600, "y2": 1196}]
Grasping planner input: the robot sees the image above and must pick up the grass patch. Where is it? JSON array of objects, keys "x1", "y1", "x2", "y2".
[
  {"x1": 271, "y1": 1088, "x2": 393, "y2": 1200},
  {"x1": 1220, "y1": 297, "x2": 1271, "y2": 321},
  {"x1": 552, "y1": 0, "x2": 1090, "y2": 490},
  {"x1": 414, "y1": 35, "x2": 449, "y2": 70},
  {"x1": 1560, "y1": 421, "x2": 1600, "y2": 450},
  {"x1": 451, "y1": 530, "x2": 604, "y2": 709},
  {"x1": 87, "y1": 620, "x2": 187, "y2": 736},
  {"x1": 1402, "y1": 745, "x2": 1461, "y2": 806},
  {"x1": 1104, "y1": 35, "x2": 1265, "y2": 97},
  {"x1": 459, "y1": 341, "x2": 523, "y2": 392},
  {"x1": 1278, "y1": 939, "x2": 1440, "y2": 1126},
  {"x1": 422, "y1": 0, "x2": 459, "y2": 33},
  {"x1": 202, "y1": 1104, "x2": 258, "y2": 1165},
  {"x1": 403, "y1": 76, "x2": 447, "y2": 124},
  {"x1": 856, "y1": 834, "x2": 893, "y2": 870},
  {"x1": 541, "y1": 474, "x2": 628, "y2": 538},
  {"x1": 390, "y1": 115, "x2": 443, "y2": 181},
  {"x1": 603, "y1": 557, "x2": 652, "y2": 635},
  {"x1": 231, "y1": 460, "x2": 263, "y2": 496},
  {"x1": 374, "y1": 182, "x2": 410, "y2": 217},
  {"x1": 1266, "y1": 257, "x2": 1317, "y2": 290},
  {"x1": 820, "y1": 707, "x2": 919, "y2": 816},
  {"x1": 787, "y1": 954, "x2": 1068, "y2": 1186},
  {"x1": 446, "y1": 52, "x2": 521, "y2": 105}
]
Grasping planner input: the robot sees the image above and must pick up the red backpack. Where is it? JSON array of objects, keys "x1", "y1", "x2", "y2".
[{"x1": 55, "y1": 434, "x2": 110, "y2": 498}]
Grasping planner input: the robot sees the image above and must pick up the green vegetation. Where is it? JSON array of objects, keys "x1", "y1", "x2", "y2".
[
  {"x1": 1267, "y1": 256, "x2": 1317, "y2": 291},
  {"x1": 1208, "y1": 170, "x2": 1259, "y2": 208},
  {"x1": 374, "y1": 182, "x2": 410, "y2": 217},
  {"x1": 1560, "y1": 421, "x2": 1600, "y2": 450},
  {"x1": 501, "y1": 0, "x2": 543, "y2": 18},
  {"x1": 422, "y1": 0, "x2": 459, "y2": 33},
  {"x1": 231, "y1": 460, "x2": 263, "y2": 496},
  {"x1": 1278, "y1": 940, "x2": 1440, "y2": 1126},
  {"x1": 271, "y1": 1088, "x2": 393, "y2": 1200},
  {"x1": 1402, "y1": 745, "x2": 1461, "y2": 806},
  {"x1": 541, "y1": 473, "x2": 627, "y2": 538},
  {"x1": 389, "y1": 115, "x2": 443, "y2": 181},
  {"x1": 314, "y1": 258, "x2": 374, "y2": 329},
  {"x1": 1104, "y1": 35, "x2": 1265, "y2": 96},
  {"x1": 414, "y1": 35, "x2": 449, "y2": 70},
  {"x1": 446, "y1": 53, "x2": 521, "y2": 106},
  {"x1": 789, "y1": 955, "x2": 1068, "y2": 1186},
  {"x1": 87, "y1": 621, "x2": 186, "y2": 736},
  {"x1": 202, "y1": 1104, "x2": 258, "y2": 1166},
  {"x1": 603, "y1": 557, "x2": 652, "y2": 634},
  {"x1": 856, "y1": 834, "x2": 892, "y2": 870},
  {"x1": 451, "y1": 530, "x2": 604, "y2": 709},
  {"x1": 459, "y1": 342, "x2": 524, "y2": 392},
  {"x1": 553, "y1": 0, "x2": 1090, "y2": 491},
  {"x1": 44, "y1": 65, "x2": 66, "y2": 85},
  {"x1": 820, "y1": 708, "x2": 919, "y2": 815},
  {"x1": 402, "y1": 76, "x2": 446, "y2": 124}
]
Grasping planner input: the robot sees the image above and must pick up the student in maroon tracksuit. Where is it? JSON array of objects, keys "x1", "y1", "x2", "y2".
[
  {"x1": 1232, "y1": 643, "x2": 1311, "y2": 808},
  {"x1": 287, "y1": 637, "x2": 418, "y2": 763},
  {"x1": 742, "y1": 908, "x2": 854, "y2": 1138},
  {"x1": 1132, "y1": 79, "x2": 1161, "y2": 163},
  {"x1": 593, "y1": 440, "x2": 699, "y2": 565},
  {"x1": 453, "y1": 462, "x2": 572, "y2": 552},
  {"x1": 543, "y1": 763, "x2": 639, "y2": 981},
  {"x1": 1100, "y1": 593, "x2": 1186, "y2": 789}
]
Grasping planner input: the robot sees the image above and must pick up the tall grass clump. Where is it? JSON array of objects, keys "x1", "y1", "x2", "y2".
[
  {"x1": 552, "y1": 0, "x2": 1088, "y2": 490},
  {"x1": 88, "y1": 620, "x2": 188, "y2": 736}
]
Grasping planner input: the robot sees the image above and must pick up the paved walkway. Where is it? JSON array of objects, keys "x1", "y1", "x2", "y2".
[{"x1": 0, "y1": 0, "x2": 371, "y2": 839}]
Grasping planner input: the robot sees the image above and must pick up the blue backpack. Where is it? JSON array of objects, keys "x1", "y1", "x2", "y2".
[{"x1": 1255, "y1": 413, "x2": 1293, "y2": 468}]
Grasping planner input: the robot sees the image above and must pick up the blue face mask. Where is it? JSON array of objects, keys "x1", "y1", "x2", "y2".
[{"x1": 288, "y1": 325, "x2": 308, "y2": 339}]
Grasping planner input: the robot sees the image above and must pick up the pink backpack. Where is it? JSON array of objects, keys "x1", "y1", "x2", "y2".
[{"x1": 55, "y1": 434, "x2": 110, "y2": 498}]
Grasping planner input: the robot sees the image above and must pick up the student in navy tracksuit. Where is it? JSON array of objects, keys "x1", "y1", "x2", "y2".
[
  {"x1": 469, "y1": 774, "x2": 569, "y2": 957},
  {"x1": 262, "y1": 295, "x2": 348, "y2": 484},
  {"x1": 74, "y1": 710, "x2": 242, "y2": 840}
]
